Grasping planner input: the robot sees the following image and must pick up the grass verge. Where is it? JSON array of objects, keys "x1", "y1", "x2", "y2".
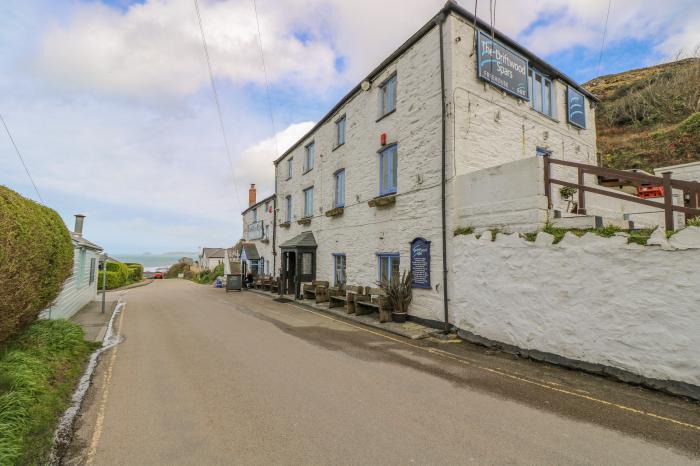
[{"x1": 0, "y1": 319, "x2": 98, "y2": 465}]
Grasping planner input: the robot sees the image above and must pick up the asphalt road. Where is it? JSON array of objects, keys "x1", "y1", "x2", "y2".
[{"x1": 65, "y1": 279, "x2": 700, "y2": 465}]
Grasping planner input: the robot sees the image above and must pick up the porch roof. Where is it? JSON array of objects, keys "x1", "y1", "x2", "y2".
[{"x1": 279, "y1": 231, "x2": 317, "y2": 249}]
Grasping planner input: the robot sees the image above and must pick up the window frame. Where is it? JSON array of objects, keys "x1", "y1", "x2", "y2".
[
  {"x1": 378, "y1": 73, "x2": 397, "y2": 119},
  {"x1": 378, "y1": 144, "x2": 398, "y2": 196},
  {"x1": 304, "y1": 141, "x2": 315, "y2": 173},
  {"x1": 335, "y1": 115, "x2": 346, "y2": 148},
  {"x1": 285, "y1": 195, "x2": 292, "y2": 222},
  {"x1": 377, "y1": 253, "x2": 400, "y2": 284},
  {"x1": 89, "y1": 257, "x2": 96, "y2": 284},
  {"x1": 287, "y1": 157, "x2": 293, "y2": 180},
  {"x1": 332, "y1": 253, "x2": 346, "y2": 287},
  {"x1": 252, "y1": 207, "x2": 258, "y2": 222},
  {"x1": 334, "y1": 169, "x2": 345, "y2": 208},
  {"x1": 303, "y1": 186, "x2": 314, "y2": 218},
  {"x1": 528, "y1": 68, "x2": 556, "y2": 119}
]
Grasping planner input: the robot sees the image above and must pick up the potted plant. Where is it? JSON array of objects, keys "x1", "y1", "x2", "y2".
[{"x1": 381, "y1": 270, "x2": 413, "y2": 323}]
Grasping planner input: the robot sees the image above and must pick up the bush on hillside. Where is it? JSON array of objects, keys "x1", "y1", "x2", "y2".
[{"x1": 0, "y1": 186, "x2": 73, "y2": 344}]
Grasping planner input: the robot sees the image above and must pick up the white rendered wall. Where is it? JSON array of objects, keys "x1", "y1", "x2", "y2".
[
  {"x1": 241, "y1": 196, "x2": 276, "y2": 275},
  {"x1": 41, "y1": 246, "x2": 100, "y2": 320},
  {"x1": 450, "y1": 229, "x2": 700, "y2": 389}
]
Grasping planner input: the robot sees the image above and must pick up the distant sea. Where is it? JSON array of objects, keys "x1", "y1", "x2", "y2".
[{"x1": 112, "y1": 253, "x2": 198, "y2": 272}]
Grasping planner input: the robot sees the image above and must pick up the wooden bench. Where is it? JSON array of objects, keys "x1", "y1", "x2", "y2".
[
  {"x1": 254, "y1": 276, "x2": 264, "y2": 289},
  {"x1": 261, "y1": 276, "x2": 272, "y2": 291},
  {"x1": 329, "y1": 285, "x2": 364, "y2": 314},
  {"x1": 355, "y1": 287, "x2": 393, "y2": 323},
  {"x1": 269, "y1": 278, "x2": 280, "y2": 294},
  {"x1": 302, "y1": 280, "x2": 329, "y2": 303}
]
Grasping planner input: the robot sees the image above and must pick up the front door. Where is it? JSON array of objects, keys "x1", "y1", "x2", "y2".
[{"x1": 285, "y1": 252, "x2": 296, "y2": 295}]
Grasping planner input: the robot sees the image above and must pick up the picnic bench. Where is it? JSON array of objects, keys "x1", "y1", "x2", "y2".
[
  {"x1": 329, "y1": 285, "x2": 364, "y2": 314},
  {"x1": 302, "y1": 280, "x2": 330, "y2": 303},
  {"x1": 355, "y1": 287, "x2": 393, "y2": 323}
]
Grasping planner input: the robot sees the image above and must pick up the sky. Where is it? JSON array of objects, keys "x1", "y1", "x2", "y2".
[{"x1": 1, "y1": 0, "x2": 699, "y2": 254}]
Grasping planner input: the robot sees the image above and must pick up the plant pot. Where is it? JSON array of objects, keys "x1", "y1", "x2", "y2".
[{"x1": 392, "y1": 312, "x2": 407, "y2": 323}]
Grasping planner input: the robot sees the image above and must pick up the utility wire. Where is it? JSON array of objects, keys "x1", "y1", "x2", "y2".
[
  {"x1": 193, "y1": 0, "x2": 243, "y2": 213},
  {"x1": 596, "y1": 0, "x2": 612, "y2": 76},
  {"x1": 251, "y1": 0, "x2": 280, "y2": 158},
  {"x1": 0, "y1": 113, "x2": 44, "y2": 203}
]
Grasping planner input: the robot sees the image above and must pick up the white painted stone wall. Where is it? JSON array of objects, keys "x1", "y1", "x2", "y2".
[
  {"x1": 241, "y1": 195, "x2": 275, "y2": 275},
  {"x1": 656, "y1": 161, "x2": 700, "y2": 183},
  {"x1": 450, "y1": 228, "x2": 700, "y2": 389}
]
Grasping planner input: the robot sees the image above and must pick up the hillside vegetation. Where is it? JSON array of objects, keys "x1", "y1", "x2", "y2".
[{"x1": 585, "y1": 58, "x2": 700, "y2": 171}]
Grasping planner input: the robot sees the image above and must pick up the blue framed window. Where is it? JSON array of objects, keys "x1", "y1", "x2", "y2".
[
  {"x1": 287, "y1": 158, "x2": 293, "y2": 179},
  {"x1": 304, "y1": 142, "x2": 315, "y2": 172},
  {"x1": 380, "y1": 74, "x2": 397, "y2": 116},
  {"x1": 528, "y1": 68, "x2": 555, "y2": 118},
  {"x1": 333, "y1": 253, "x2": 346, "y2": 286},
  {"x1": 285, "y1": 195, "x2": 292, "y2": 222},
  {"x1": 379, "y1": 144, "x2": 397, "y2": 196},
  {"x1": 336, "y1": 115, "x2": 346, "y2": 147},
  {"x1": 567, "y1": 86, "x2": 587, "y2": 129},
  {"x1": 334, "y1": 169, "x2": 345, "y2": 208},
  {"x1": 377, "y1": 253, "x2": 400, "y2": 284},
  {"x1": 303, "y1": 186, "x2": 314, "y2": 217}
]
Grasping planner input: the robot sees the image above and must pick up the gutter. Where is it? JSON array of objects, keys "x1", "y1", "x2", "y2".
[{"x1": 437, "y1": 12, "x2": 450, "y2": 333}]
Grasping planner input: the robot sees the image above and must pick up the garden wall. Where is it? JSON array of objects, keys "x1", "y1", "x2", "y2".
[{"x1": 450, "y1": 227, "x2": 700, "y2": 399}]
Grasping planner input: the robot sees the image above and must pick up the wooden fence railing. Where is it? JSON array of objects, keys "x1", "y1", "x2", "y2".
[{"x1": 543, "y1": 156, "x2": 700, "y2": 231}]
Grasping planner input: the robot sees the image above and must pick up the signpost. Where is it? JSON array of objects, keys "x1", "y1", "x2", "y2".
[
  {"x1": 567, "y1": 86, "x2": 587, "y2": 129},
  {"x1": 410, "y1": 238, "x2": 431, "y2": 289},
  {"x1": 477, "y1": 32, "x2": 529, "y2": 100}
]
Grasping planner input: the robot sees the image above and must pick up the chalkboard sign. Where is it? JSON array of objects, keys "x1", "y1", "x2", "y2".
[
  {"x1": 567, "y1": 86, "x2": 586, "y2": 129},
  {"x1": 226, "y1": 274, "x2": 242, "y2": 292},
  {"x1": 410, "y1": 238, "x2": 431, "y2": 289},
  {"x1": 477, "y1": 32, "x2": 529, "y2": 100}
]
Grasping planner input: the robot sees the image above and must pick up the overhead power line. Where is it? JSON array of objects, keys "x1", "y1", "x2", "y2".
[
  {"x1": 251, "y1": 0, "x2": 280, "y2": 158},
  {"x1": 596, "y1": 0, "x2": 613, "y2": 76},
  {"x1": 0, "y1": 113, "x2": 44, "y2": 203},
  {"x1": 193, "y1": 0, "x2": 243, "y2": 213}
]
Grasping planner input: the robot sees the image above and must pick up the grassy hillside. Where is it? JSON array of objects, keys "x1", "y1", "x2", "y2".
[{"x1": 584, "y1": 58, "x2": 700, "y2": 171}]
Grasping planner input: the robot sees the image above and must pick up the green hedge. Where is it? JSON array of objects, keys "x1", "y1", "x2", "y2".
[
  {"x1": 105, "y1": 261, "x2": 129, "y2": 284},
  {"x1": 125, "y1": 263, "x2": 143, "y2": 282},
  {"x1": 97, "y1": 270, "x2": 122, "y2": 290},
  {"x1": 0, "y1": 186, "x2": 73, "y2": 344}
]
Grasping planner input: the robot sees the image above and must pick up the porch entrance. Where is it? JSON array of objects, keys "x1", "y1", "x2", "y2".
[{"x1": 279, "y1": 231, "x2": 317, "y2": 299}]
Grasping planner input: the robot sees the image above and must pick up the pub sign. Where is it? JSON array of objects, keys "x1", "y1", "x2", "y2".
[
  {"x1": 477, "y1": 31, "x2": 529, "y2": 100},
  {"x1": 567, "y1": 86, "x2": 587, "y2": 129},
  {"x1": 410, "y1": 237, "x2": 431, "y2": 289}
]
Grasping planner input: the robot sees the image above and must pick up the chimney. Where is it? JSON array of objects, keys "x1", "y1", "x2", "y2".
[
  {"x1": 248, "y1": 184, "x2": 257, "y2": 206},
  {"x1": 74, "y1": 214, "x2": 86, "y2": 237}
]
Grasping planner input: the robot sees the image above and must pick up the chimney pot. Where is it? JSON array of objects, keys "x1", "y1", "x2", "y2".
[
  {"x1": 248, "y1": 184, "x2": 257, "y2": 206},
  {"x1": 74, "y1": 214, "x2": 86, "y2": 237}
]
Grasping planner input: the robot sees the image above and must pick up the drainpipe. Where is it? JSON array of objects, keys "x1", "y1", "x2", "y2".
[{"x1": 437, "y1": 12, "x2": 450, "y2": 333}]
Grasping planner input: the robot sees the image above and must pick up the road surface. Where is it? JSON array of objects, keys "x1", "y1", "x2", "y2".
[{"x1": 65, "y1": 279, "x2": 700, "y2": 465}]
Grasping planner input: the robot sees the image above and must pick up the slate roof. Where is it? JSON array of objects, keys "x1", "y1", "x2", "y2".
[
  {"x1": 71, "y1": 233, "x2": 103, "y2": 251},
  {"x1": 241, "y1": 243, "x2": 260, "y2": 261},
  {"x1": 279, "y1": 231, "x2": 317, "y2": 249},
  {"x1": 202, "y1": 247, "x2": 226, "y2": 258}
]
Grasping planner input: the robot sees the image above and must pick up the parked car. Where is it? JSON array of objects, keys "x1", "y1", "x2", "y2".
[{"x1": 153, "y1": 272, "x2": 164, "y2": 279}]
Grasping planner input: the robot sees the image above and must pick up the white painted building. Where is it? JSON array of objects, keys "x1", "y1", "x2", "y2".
[
  {"x1": 272, "y1": 3, "x2": 597, "y2": 326},
  {"x1": 240, "y1": 185, "x2": 275, "y2": 276},
  {"x1": 42, "y1": 215, "x2": 103, "y2": 320},
  {"x1": 199, "y1": 247, "x2": 225, "y2": 271}
]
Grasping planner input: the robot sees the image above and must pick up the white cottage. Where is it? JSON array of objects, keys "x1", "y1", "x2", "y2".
[
  {"x1": 272, "y1": 2, "x2": 598, "y2": 327},
  {"x1": 240, "y1": 184, "x2": 275, "y2": 276},
  {"x1": 42, "y1": 215, "x2": 103, "y2": 320}
]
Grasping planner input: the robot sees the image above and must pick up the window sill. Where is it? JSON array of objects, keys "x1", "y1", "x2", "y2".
[
  {"x1": 285, "y1": 177, "x2": 291, "y2": 181},
  {"x1": 530, "y1": 107, "x2": 559, "y2": 124},
  {"x1": 260, "y1": 238, "x2": 270, "y2": 244},
  {"x1": 331, "y1": 142, "x2": 345, "y2": 152},
  {"x1": 302, "y1": 168, "x2": 313, "y2": 175},
  {"x1": 297, "y1": 217, "x2": 312, "y2": 225},
  {"x1": 368, "y1": 194, "x2": 396, "y2": 208},
  {"x1": 279, "y1": 221, "x2": 291, "y2": 228},
  {"x1": 325, "y1": 206, "x2": 344, "y2": 217},
  {"x1": 376, "y1": 108, "x2": 396, "y2": 123}
]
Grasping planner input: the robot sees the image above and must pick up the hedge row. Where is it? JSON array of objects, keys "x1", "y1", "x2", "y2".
[
  {"x1": 0, "y1": 186, "x2": 74, "y2": 344},
  {"x1": 97, "y1": 261, "x2": 143, "y2": 290}
]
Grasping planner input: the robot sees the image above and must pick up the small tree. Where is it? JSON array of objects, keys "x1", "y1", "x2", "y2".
[
  {"x1": 381, "y1": 270, "x2": 413, "y2": 314},
  {"x1": 559, "y1": 186, "x2": 578, "y2": 213}
]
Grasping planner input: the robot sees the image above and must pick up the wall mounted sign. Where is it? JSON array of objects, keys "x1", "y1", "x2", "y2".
[
  {"x1": 247, "y1": 220, "x2": 264, "y2": 240},
  {"x1": 567, "y1": 86, "x2": 586, "y2": 129},
  {"x1": 477, "y1": 31, "x2": 529, "y2": 100},
  {"x1": 410, "y1": 237, "x2": 431, "y2": 289}
]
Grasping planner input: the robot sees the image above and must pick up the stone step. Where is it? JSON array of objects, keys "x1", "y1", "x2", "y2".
[{"x1": 550, "y1": 212, "x2": 632, "y2": 230}]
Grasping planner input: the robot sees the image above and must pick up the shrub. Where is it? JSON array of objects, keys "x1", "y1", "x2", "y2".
[
  {"x1": 105, "y1": 261, "x2": 129, "y2": 284},
  {"x1": 0, "y1": 186, "x2": 74, "y2": 344},
  {"x1": 97, "y1": 270, "x2": 122, "y2": 290},
  {"x1": 687, "y1": 216, "x2": 700, "y2": 227},
  {"x1": 125, "y1": 263, "x2": 143, "y2": 282}
]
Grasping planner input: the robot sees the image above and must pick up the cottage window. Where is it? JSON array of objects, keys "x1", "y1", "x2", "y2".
[
  {"x1": 304, "y1": 142, "x2": 315, "y2": 172},
  {"x1": 302, "y1": 252, "x2": 313, "y2": 275},
  {"x1": 336, "y1": 115, "x2": 346, "y2": 147},
  {"x1": 287, "y1": 158, "x2": 293, "y2": 179},
  {"x1": 303, "y1": 186, "x2": 314, "y2": 217},
  {"x1": 76, "y1": 249, "x2": 86, "y2": 288},
  {"x1": 377, "y1": 253, "x2": 400, "y2": 284},
  {"x1": 379, "y1": 144, "x2": 397, "y2": 196},
  {"x1": 528, "y1": 69, "x2": 555, "y2": 118},
  {"x1": 89, "y1": 258, "x2": 96, "y2": 284},
  {"x1": 252, "y1": 207, "x2": 258, "y2": 222},
  {"x1": 285, "y1": 195, "x2": 292, "y2": 222},
  {"x1": 380, "y1": 74, "x2": 397, "y2": 116},
  {"x1": 333, "y1": 254, "x2": 346, "y2": 286},
  {"x1": 334, "y1": 169, "x2": 345, "y2": 208}
]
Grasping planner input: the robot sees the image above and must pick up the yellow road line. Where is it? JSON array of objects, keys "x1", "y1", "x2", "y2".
[
  {"x1": 85, "y1": 303, "x2": 127, "y2": 465},
  {"x1": 287, "y1": 303, "x2": 700, "y2": 432}
]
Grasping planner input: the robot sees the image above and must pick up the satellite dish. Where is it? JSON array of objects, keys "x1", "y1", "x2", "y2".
[{"x1": 361, "y1": 80, "x2": 371, "y2": 91}]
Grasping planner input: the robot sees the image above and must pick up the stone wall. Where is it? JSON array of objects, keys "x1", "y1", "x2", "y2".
[{"x1": 449, "y1": 227, "x2": 700, "y2": 398}]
